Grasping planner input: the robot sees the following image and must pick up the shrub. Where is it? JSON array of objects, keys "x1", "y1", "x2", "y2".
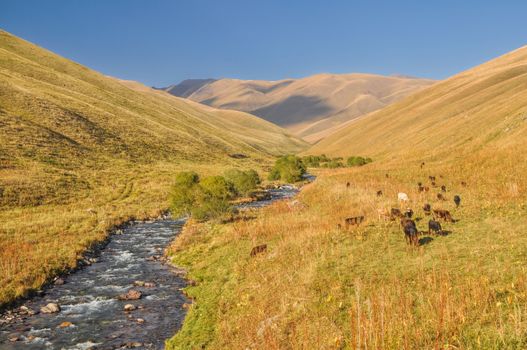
[
  {"x1": 347, "y1": 156, "x2": 373, "y2": 167},
  {"x1": 224, "y1": 169, "x2": 261, "y2": 196},
  {"x1": 268, "y1": 155, "x2": 306, "y2": 183},
  {"x1": 169, "y1": 171, "x2": 200, "y2": 217},
  {"x1": 169, "y1": 173, "x2": 235, "y2": 221},
  {"x1": 327, "y1": 160, "x2": 345, "y2": 168}
]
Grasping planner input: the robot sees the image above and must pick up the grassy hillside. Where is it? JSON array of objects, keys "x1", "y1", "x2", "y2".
[
  {"x1": 160, "y1": 74, "x2": 435, "y2": 142},
  {"x1": 0, "y1": 30, "x2": 307, "y2": 307},
  {"x1": 309, "y1": 46, "x2": 527, "y2": 159},
  {"x1": 166, "y1": 46, "x2": 527, "y2": 349}
]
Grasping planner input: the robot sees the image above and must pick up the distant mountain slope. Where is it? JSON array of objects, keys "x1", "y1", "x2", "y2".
[
  {"x1": 308, "y1": 45, "x2": 527, "y2": 159},
  {"x1": 156, "y1": 78, "x2": 217, "y2": 98},
  {"x1": 158, "y1": 74, "x2": 435, "y2": 142},
  {"x1": 0, "y1": 29, "x2": 307, "y2": 204}
]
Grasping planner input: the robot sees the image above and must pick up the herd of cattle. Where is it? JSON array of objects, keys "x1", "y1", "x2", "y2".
[{"x1": 344, "y1": 172, "x2": 465, "y2": 247}]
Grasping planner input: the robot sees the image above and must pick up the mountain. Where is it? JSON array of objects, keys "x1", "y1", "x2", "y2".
[
  {"x1": 158, "y1": 74, "x2": 435, "y2": 142},
  {"x1": 0, "y1": 29, "x2": 307, "y2": 305},
  {"x1": 156, "y1": 78, "x2": 217, "y2": 98},
  {"x1": 308, "y1": 45, "x2": 527, "y2": 159}
]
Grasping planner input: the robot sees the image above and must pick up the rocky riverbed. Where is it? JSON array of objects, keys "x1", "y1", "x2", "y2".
[{"x1": 0, "y1": 184, "x2": 301, "y2": 349}]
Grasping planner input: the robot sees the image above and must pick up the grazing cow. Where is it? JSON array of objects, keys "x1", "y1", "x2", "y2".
[
  {"x1": 250, "y1": 244, "x2": 267, "y2": 257},
  {"x1": 404, "y1": 208, "x2": 414, "y2": 218},
  {"x1": 429, "y1": 176, "x2": 436, "y2": 181},
  {"x1": 437, "y1": 193, "x2": 445, "y2": 201},
  {"x1": 418, "y1": 185, "x2": 425, "y2": 192},
  {"x1": 454, "y1": 195, "x2": 461, "y2": 207},
  {"x1": 398, "y1": 192, "x2": 409, "y2": 202},
  {"x1": 346, "y1": 182, "x2": 351, "y2": 188},
  {"x1": 376, "y1": 190, "x2": 383, "y2": 197},
  {"x1": 431, "y1": 181, "x2": 437, "y2": 187},
  {"x1": 461, "y1": 181, "x2": 467, "y2": 187},
  {"x1": 421, "y1": 162, "x2": 425, "y2": 168},
  {"x1": 428, "y1": 219, "x2": 442, "y2": 235},
  {"x1": 441, "y1": 185, "x2": 447, "y2": 192},
  {"x1": 433, "y1": 209, "x2": 454, "y2": 222},
  {"x1": 423, "y1": 203, "x2": 431, "y2": 214},
  {"x1": 402, "y1": 219, "x2": 419, "y2": 246},
  {"x1": 424, "y1": 186, "x2": 430, "y2": 192},
  {"x1": 344, "y1": 216, "x2": 365, "y2": 227},
  {"x1": 418, "y1": 182, "x2": 423, "y2": 187},
  {"x1": 391, "y1": 208, "x2": 403, "y2": 220}
]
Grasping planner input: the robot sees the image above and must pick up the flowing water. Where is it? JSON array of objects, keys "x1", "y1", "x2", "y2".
[{"x1": 0, "y1": 185, "x2": 299, "y2": 349}]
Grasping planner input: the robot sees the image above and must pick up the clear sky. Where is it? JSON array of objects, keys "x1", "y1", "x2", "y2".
[{"x1": 2, "y1": 0, "x2": 527, "y2": 87}]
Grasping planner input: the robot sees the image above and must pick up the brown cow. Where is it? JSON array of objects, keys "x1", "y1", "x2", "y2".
[
  {"x1": 437, "y1": 193, "x2": 446, "y2": 201},
  {"x1": 250, "y1": 244, "x2": 268, "y2": 257},
  {"x1": 433, "y1": 209, "x2": 454, "y2": 222},
  {"x1": 390, "y1": 208, "x2": 403, "y2": 220},
  {"x1": 345, "y1": 216, "x2": 365, "y2": 227},
  {"x1": 376, "y1": 190, "x2": 383, "y2": 197}
]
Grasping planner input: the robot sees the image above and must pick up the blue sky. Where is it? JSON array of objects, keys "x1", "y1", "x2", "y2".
[{"x1": 2, "y1": 0, "x2": 527, "y2": 86}]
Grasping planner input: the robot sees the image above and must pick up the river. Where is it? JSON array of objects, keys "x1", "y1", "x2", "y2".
[{"x1": 0, "y1": 185, "x2": 300, "y2": 349}]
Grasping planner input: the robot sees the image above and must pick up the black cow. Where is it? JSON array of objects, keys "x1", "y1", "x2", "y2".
[
  {"x1": 402, "y1": 219, "x2": 419, "y2": 246},
  {"x1": 428, "y1": 220, "x2": 442, "y2": 235},
  {"x1": 454, "y1": 195, "x2": 461, "y2": 207}
]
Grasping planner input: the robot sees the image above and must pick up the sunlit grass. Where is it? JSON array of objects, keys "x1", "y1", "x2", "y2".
[{"x1": 167, "y1": 148, "x2": 527, "y2": 349}]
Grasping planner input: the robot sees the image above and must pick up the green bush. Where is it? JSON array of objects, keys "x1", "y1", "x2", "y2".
[
  {"x1": 169, "y1": 173, "x2": 235, "y2": 221},
  {"x1": 224, "y1": 169, "x2": 260, "y2": 196},
  {"x1": 327, "y1": 160, "x2": 345, "y2": 168},
  {"x1": 268, "y1": 155, "x2": 306, "y2": 183},
  {"x1": 347, "y1": 156, "x2": 373, "y2": 167},
  {"x1": 169, "y1": 171, "x2": 200, "y2": 217}
]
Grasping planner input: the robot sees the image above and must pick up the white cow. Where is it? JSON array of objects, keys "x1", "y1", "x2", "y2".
[{"x1": 398, "y1": 192, "x2": 409, "y2": 202}]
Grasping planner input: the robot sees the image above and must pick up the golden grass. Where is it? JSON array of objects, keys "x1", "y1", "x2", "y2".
[
  {"x1": 0, "y1": 29, "x2": 308, "y2": 307},
  {"x1": 167, "y1": 147, "x2": 527, "y2": 349},
  {"x1": 309, "y1": 45, "x2": 527, "y2": 160}
]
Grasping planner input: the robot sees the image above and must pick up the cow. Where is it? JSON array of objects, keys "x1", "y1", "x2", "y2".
[
  {"x1": 441, "y1": 185, "x2": 447, "y2": 192},
  {"x1": 418, "y1": 185, "x2": 425, "y2": 192},
  {"x1": 404, "y1": 208, "x2": 414, "y2": 218},
  {"x1": 420, "y1": 162, "x2": 425, "y2": 168},
  {"x1": 433, "y1": 209, "x2": 454, "y2": 222},
  {"x1": 346, "y1": 182, "x2": 351, "y2": 189},
  {"x1": 437, "y1": 193, "x2": 445, "y2": 201},
  {"x1": 344, "y1": 216, "x2": 365, "y2": 227},
  {"x1": 402, "y1": 219, "x2": 419, "y2": 246},
  {"x1": 431, "y1": 181, "x2": 437, "y2": 187},
  {"x1": 376, "y1": 190, "x2": 383, "y2": 197},
  {"x1": 398, "y1": 192, "x2": 409, "y2": 202},
  {"x1": 423, "y1": 203, "x2": 431, "y2": 214},
  {"x1": 424, "y1": 186, "x2": 430, "y2": 192},
  {"x1": 391, "y1": 208, "x2": 403, "y2": 220},
  {"x1": 250, "y1": 244, "x2": 268, "y2": 257},
  {"x1": 428, "y1": 219, "x2": 442, "y2": 235},
  {"x1": 429, "y1": 176, "x2": 436, "y2": 181},
  {"x1": 461, "y1": 181, "x2": 467, "y2": 187},
  {"x1": 454, "y1": 195, "x2": 461, "y2": 207}
]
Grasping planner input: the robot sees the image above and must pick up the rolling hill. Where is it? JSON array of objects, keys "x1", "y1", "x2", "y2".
[
  {"x1": 158, "y1": 74, "x2": 435, "y2": 142},
  {"x1": 0, "y1": 29, "x2": 307, "y2": 306},
  {"x1": 309, "y1": 45, "x2": 527, "y2": 160}
]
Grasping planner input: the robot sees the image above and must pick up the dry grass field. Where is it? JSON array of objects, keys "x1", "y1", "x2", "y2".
[
  {"x1": 166, "y1": 45, "x2": 527, "y2": 349},
  {"x1": 167, "y1": 148, "x2": 527, "y2": 349},
  {"x1": 0, "y1": 30, "x2": 307, "y2": 308}
]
